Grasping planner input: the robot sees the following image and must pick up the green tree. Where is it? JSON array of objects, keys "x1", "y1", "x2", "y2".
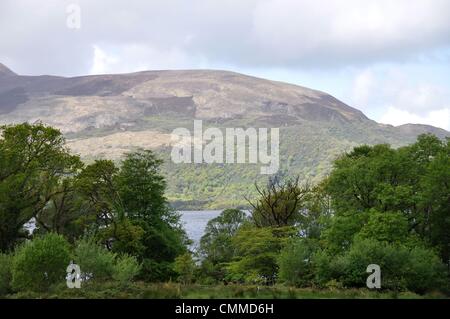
[
  {"x1": 200, "y1": 209, "x2": 247, "y2": 261},
  {"x1": 226, "y1": 225, "x2": 295, "y2": 284},
  {"x1": 117, "y1": 150, "x2": 187, "y2": 280},
  {"x1": 73, "y1": 237, "x2": 116, "y2": 281},
  {"x1": 199, "y1": 208, "x2": 247, "y2": 282},
  {"x1": 277, "y1": 238, "x2": 318, "y2": 287},
  {"x1": 323, "y1": 135, "x2": 450, "y2": 266},
  {"x1": 418, "y1": 138, "x2": 450, "y2": 265},
  {"x1": 0, "y1": 253, "x2": 12, "y2": 295},
  {"x1": 174, "y1": 252, "x2": 196, "y2": 284},
  {"x1": 73, "y1": 150, "x2": 188, "y2": 281},
  {"x1": 11, "y1": 233, "x2": 71, "y2": 292},
  {"x1": 0, "y1": 123, "x2": 82, "y2": 251},
  {"x1": 248, "y1": 177, "x2": 310, "y2": 227},
  {"x1": 112, "y1": 254, "x2": 141, "y2": 284},
  {"x1": 312, "y1": 238, "x2": 446, "y2": 293},
  {"x1": 358, "y1": 209, "x2": 410, "y2": 244}
]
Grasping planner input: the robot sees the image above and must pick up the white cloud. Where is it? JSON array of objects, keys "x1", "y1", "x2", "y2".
[
  {"x1": 1, "y1": 0, "x2": 450, "y2": 74},
  {"x1": 1, "y1": 0, "x2": 449, "y2": 130},
  {"x1": 89, "y1": 44, "x2": 205, "y2": 75},
  {"x1": 347, "y1": 65, "x2": 450, "y2": 130},
  {"x1": 380, "y1": 107, "x2": 449, "y2": 130},
  {"x1": 250, "y1": 0, "x2": 450, "y2": 67},
  {"x1": 351, "y1": 69, "x2": 376, "y2": 108},
  {"x1": 90, "y1": 46, "x2": 119, "y2": 75},
  {"x1": 394, "y1": 84, "x2": 450, "y2": 114}
]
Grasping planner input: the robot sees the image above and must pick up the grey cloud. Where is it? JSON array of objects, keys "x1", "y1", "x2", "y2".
[{"x1": 1, "y1": 0, "x2": 450, "y2": 76}]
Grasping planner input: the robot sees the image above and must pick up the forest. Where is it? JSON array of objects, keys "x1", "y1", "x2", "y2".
[{"x1": 0, "y1": 123, "x2": 449, "y2": 298}]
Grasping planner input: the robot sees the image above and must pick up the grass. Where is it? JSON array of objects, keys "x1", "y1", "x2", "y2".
[{"x1": 3, "y1": 282, "x2": 448, "y2": 299}]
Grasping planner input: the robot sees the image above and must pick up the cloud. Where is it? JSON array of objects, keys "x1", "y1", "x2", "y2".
[
  {"x1": 1, "y1": 0, "x2": 450, "y2": 75},
  {"x1": 90, "y1": 46, "x2": 119, "y2": 75},
  {"x1": 348, "y1": 65, "x2": 450, "y2": 130},
  {"x1": 0, "y1": 0, "x2": 449, "y2": 130},
  {"x1": 351, "y1": 69, "x2": 376, "y2": 108},
  {"x1": 380, "y1": 107, "x2": 449, "y2": 130}
]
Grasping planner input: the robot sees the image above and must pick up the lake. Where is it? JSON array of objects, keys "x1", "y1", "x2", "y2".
[
  {"x1": 179, "y1": 210, "x2": 222, "y2": 249},
  {"x1": 25, "y1": 210, "x2": 226, "y2": 250}
]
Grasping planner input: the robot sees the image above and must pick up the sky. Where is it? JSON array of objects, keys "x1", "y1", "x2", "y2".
[{"x1": 0, "y1": 0, "x2": 449, "y2": 130}]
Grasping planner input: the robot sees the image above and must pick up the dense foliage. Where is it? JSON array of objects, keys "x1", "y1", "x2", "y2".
[
  {"x1": 11, "y1": 233, "x2": 71, "y2": 292},
  {"x1": 0, "y1": 123, "x2": 186, "y2": 294},
  {"x1": 0, "y1": 123, "x2": 448, "y2": 297},
  {"x1": 197, "y1": 134, "x2": 449, "y2": 294}
]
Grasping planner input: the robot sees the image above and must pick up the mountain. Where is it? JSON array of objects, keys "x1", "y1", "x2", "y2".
[
  {"x1": 0, "y1": 63, "x2": 17, "y2": 77},
  {"x1": 0, "y1": 64, "x2": 448, "y2": 208}
]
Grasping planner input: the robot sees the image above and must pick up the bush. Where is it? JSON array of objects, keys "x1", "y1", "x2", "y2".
[
  {"x1": 226, "y1": 226, "x2": 294, "y2": 284},
  {"x1": 0, "y1": 253, "x2": 12, "y2": 295},
  {"x1": 174, "y1": 253, "x2": 196, "y2": 284},
  {"x1": 312, "y1": 238, "x2": 447, "y2": 293},
  {"x1": 404, "y1": 246, "x2": 448, "y2": 294},
  {"x1": 339, "y1": 239, "x2": 408, "y2": 290},
  {"x1": 358, "y1": 210, "x2": 409, "y2": 243},
  {"x1": 277, "y1": 239, "x2": 318, "y2": 287},
  {"x1": 12, "y1": 233, "x2": 71, "y2": 292},
  {"x1": 312, "y1": 249, "x2": 347, "y2": 287},
  {"x1": 139, "y1": 259, "x2": 177, "y2": 282},
  {"x1": 73, "y1": 237, "x2": 116, "y2": 281},
  {"x1": 112, "y1": 254, "x2": 141, "y2": 283}
]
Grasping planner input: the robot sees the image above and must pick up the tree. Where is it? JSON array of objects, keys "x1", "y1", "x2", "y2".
[
  {"x1": 358, "y1": 209, "x2": 410, "y2": 244},
  {"x1": 116, "y1": 150, "x2": 187, "y2": 280},
  {"x1": 11, "y1": 233, "x2": 71, "y2": 292},
  {"x1": 199, "y1": 209, "x2": 248, "y2": 281},
  {"x1": 277, "y1": 238, "x2": 318, "y2": 287},
  {"x1": 200, "y1": 209, "x2": 247, "y2": 263},
  {"x1": 72, "y1": 150, "x2": 188, "y2": 281},
  {"x1": 0, "y1": 123, "x2": 82, "y2": 252},
  {"x1": 174, "y1": 252, "x2": 196, "y2": 284},
  {"x1": 312, "y1": 238, "x2": 447, "y2": 293},
  {"x1": 419, "y1": 138, "x2": 450, "y2": 266},
  {"x1": 226, "y1": 225, "x2": 295, "y2": 284},
  {"x1": 248, "y1": 177, "x2": 310, "y2": 227},
  {"x1": 73, "y1": 160, "x2": 130, "y2": 246},
  {"x1": 0, "y1": 253, "x2": 12, "y2": 295},
  {"x1": 323, "y1": 135, "x2": 450, "y2": 266}
]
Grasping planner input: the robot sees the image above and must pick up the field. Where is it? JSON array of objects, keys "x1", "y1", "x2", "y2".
[{"x1": 4, "y1": 282, "x2": 447, "y2": 299}]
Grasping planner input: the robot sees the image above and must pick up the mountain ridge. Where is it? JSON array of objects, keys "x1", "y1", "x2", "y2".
[
  {"x1": 0, "y1": 63, "x2": 448, "y2": 208},
  {"x1": 0, "y1": 63, "x2": 445, "y2": 132},
  {"x1": 0, "y1": 63, "x2": 17, "y2": 77}
]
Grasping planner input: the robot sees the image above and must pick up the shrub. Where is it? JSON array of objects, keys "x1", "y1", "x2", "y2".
[
  {"x1": 174, "y1": 253, "x2": 196, "y2": 284},
  {"x1": 358, "y1": 210, "x2": 409, "y2": 243},
  {"x1": 277, "y1": 239, "x2": 318, "y2": 287},
  {"x1": 313, "y1": 238, "x2": 447, "y2": 293},
  {"x1": 74, "y1": 237, "x2": 116, "y2": 281},
  {"x1": 339, "y1": 238, "x2": 408, "y2": 290},
  {"x1": 112, "y1": 254, "x2": 141, "y2": 283},
  {"x1": 312, "y1": 249, "x2": 347, "y2": 287},
  {"x1": 0, "y1": 253, "x2": 12, "y2": 295},
  {"x1": 226, "y1": 226, "x2": 294, "y2": 284},
  {"x1": 139, "y1": 259, "x2": 176, "y2": 282},
  {"x1": 12, "y1": 233, "x2": 71, "y2": 292},
  {"x1": 404, "y1": 246, "x2": 447, "y2": 294}
]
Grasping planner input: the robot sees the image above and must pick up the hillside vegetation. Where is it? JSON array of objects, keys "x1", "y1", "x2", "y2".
[{"x1": 0, "y1": 64, "x2": 448, "y2": 208}]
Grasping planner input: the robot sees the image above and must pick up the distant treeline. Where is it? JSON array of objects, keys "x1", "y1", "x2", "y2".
[{"x1": 0, "y1": 123, "x2": 449, "y2": 296}]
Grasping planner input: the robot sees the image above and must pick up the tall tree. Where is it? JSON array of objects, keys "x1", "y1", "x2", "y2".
[
  {"x1": 323, "y1": 134, "x2": 450, "y2": 264},
  {"x1": 247, "y1": 177, "x2": 310, "y2": 227},
  {"x1": 116, "y1": 150, "x2": 187, "y2": 280},
  {"x1": 0, "y1": 123, "x2": 81, "y2": 251}
]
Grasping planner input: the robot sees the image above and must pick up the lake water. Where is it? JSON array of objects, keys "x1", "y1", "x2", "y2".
[
  {"x1": 25, "y1": 210, "x2": 225, "y2": 250},
  {"x1": 179, "y1": 210, "x2": 222, "y2": 249}
]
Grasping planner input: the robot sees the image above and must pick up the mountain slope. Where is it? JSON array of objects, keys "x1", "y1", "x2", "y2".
[{"x1": 0, "y1": 64, "x2": 448, "y2": 208}]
